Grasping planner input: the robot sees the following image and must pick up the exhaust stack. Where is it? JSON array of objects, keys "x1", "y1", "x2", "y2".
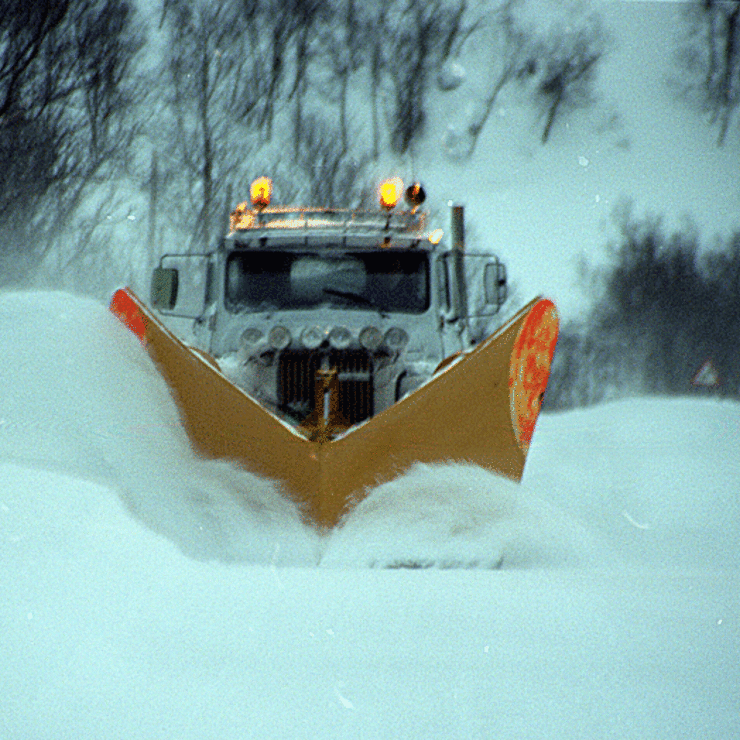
[{"x1": 450, "y1": 203, "x2": 469, "y2": 324}]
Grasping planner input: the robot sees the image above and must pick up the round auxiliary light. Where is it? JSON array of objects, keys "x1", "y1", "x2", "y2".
[
  {"x1": 268, "y1": 325, "x2": 291, "y2": 350},
  {"x1": 328, "y1": 326, "x2": 352, "y2": 349},
  {"x1": 384, "y1": 327, "x2": 409, "y2": 351},
  {"x1": 240, "y1": 328, "x2": 264, "y2": 346},
  {"x1": 379, "y1": 177, "x2": 403, "y2": 210},
  {"x1": 359, "y1": 326, "x2": 382, "y2": 351},
  {"x1": 301, "y1": 326, "x2": 324, "y2": 349},
  {"x1": 250, "y1": 176, "x2": 272, "y2": 209},
  {"x1": 405, "y1": 182, "x2": 426, "y2": 208}
]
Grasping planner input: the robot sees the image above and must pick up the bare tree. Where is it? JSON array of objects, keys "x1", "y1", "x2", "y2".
[
  {"x1": 697, "y1": 1, "x2": 739, "y2": 144},
  {"x1": 159, "y1": 0, "x2": 339, "y2": 248},
  {"x1": 257, "y1": 0, "x2": 294, "y2": 141},
  {"x1": 318, "y1": 0, "x2": 366, "y2": 156},
  {"x1": 159, "y1": 0, "x2": 256, "y2": 250},
  {"x1": 0, "y1": 2, "x2": 73, "y2": 240},
  {"x1": 286, "y1": 0, "x2": 326, "y2": 157},
  {"x1": 61, "y1": 1, "x2": 143, "y2": 220},
  {"x1": 0, "y1": 0, "x2": 143, "y2": 285},
  {"x1": 387, "y1": 0, "x2": 470, "y2": 155},
  {"x1": 465, "y1": 0, "x2": 538, "y2": 157},
  {"x1": 536, "y1": 20, "x2": 604, "y2": 143},
  {"x1": 294, "y1": 114, "x2": 371, "y2": 207},
  {"x1": 368, "y1": 0, "x2": 390, "y2": 159}
]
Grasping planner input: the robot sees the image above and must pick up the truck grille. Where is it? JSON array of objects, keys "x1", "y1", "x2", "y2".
[{"x1": 278, "y1": 349, "x2": 374, "y2": 426}]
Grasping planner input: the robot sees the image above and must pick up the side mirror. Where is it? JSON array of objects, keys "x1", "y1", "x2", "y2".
[
  {"x1": 484, "y1": 262, "x2": 507, "y2": 306},
  {"x1": 151, "y1": 267, "x2": 179, "y2": 310}
]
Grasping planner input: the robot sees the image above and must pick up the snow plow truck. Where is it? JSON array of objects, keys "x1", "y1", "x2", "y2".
[{"x1": 110, "y1": 176, "x2": 559, "y2": 529}]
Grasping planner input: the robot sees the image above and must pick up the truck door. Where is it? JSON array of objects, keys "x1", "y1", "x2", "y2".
[
  {"x1": 437, "y1": 252, "x2": 508, "y2": 351},
  {"x1": 463, "y1": 253, "x2": 507, "y2": 315}
]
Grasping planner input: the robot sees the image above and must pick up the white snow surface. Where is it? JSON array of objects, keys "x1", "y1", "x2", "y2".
[{"x1": 1, "y1": 289, "x2": 739, "y2": 739}]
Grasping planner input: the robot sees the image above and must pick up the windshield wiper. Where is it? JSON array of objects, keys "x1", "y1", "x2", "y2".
[
  {"x1": 323, "y1": 287, "x2": 373, "y2": 306},
  {"x1": 323, "y1": 288, "x2": 389, "y2": 317}
]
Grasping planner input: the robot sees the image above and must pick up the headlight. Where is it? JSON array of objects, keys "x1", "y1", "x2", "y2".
[
  {"x1": 240, "y1": 328, "x2": 264, "y2": 347},
  {"x1": 301, "y1": 326, "x2": 324, "y2": 349},
  {"x1": 329, "y1": 326, "x2": 352, "y2": 349},
  {"x1": 359, "y1": 326, "x2": 382, "y2": 351},
  {"x1": 268, "y1": 325, "x2": 291, "y2": 350},
  {"x1": 384, "y1": 327, "x2": 409, "y2": 351}
]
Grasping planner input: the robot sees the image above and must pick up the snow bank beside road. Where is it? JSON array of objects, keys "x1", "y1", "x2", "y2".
[
  {"x1": 527, "y1": 396, "x2": 740, "y2": 568},
  {"x1": 0, "y1": 290, "x2": 319, "y2": 565},
  {"x1": 1, "y1": 290, "x2": 739, "y2": 740}
]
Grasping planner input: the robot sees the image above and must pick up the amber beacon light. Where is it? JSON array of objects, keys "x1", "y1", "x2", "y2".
[
  {"x1": 405, "y1": 182, "x2": 426, "y2": 209},
  {"x1": 379, "y1": 177, "x2": 403, "y2": 210},
  {"x1": 250, "y1": 176, "x2": 272, "y2": 209}
]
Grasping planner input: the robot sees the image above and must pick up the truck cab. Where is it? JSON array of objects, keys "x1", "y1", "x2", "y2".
[{"x1": 150, "y1": 177, "x2": 507, "y2": 431}]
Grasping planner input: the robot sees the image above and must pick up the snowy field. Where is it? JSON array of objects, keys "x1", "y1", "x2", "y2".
[{"x1": 1, "y1": 290, "x2": 739, "y2": 739}]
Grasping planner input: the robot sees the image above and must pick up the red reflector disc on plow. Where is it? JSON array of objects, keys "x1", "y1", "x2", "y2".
[
  {"x1": 110, "y1": 288, "x2": 148, "y2": 344},
  {"x1": 509, "y1": 299, "x2": 559, "y2": 453}
]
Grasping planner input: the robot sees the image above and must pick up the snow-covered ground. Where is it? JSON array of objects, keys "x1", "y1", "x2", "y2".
[
  {"x1": 1, "y1": 290, "x2": 738, "y2": 739},
  {"x1": 3, "y1": 1, "x2": 740, "y2": 736}
]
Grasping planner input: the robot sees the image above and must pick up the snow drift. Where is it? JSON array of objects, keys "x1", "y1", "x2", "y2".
[
  {"x1": 2, "y1": 290, "x2": 738, "y2": 570},
  {"x1": 0, "y1": 290, "x2": 320, "y2": 566},
  {"x1": 1, "y1": 290, "x2": 739, "y2": 740}
]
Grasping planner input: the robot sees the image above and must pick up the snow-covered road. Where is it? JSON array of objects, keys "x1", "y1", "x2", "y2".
[{"x1": 1, "y1": 291, "x2": 738, "y2": 738}]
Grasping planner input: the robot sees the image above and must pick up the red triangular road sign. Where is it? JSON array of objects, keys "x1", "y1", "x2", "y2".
[{"x1": 692, "y1": 359, "x2": 721, "y2": 388}]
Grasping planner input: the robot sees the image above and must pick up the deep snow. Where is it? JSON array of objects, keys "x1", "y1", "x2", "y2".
[
  {"x1": 3, "y1": 1, "x2": 740, "y2": 736},
  {"x1": 1, "y1": 289, "x2": 738, "y2": 739}
]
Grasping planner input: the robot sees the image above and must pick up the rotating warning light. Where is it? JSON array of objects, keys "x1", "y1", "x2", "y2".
[
  {"x1": 250, "y1": 176, "x2": 272, "y2": 209},
  {"x1": 379, "y1": 177, "x2": 403, "y2": 210}
]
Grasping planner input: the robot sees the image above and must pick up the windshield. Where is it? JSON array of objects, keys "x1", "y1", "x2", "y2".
[{"x1": 225, "y1": 249, "x2": 429, "y2": 313}]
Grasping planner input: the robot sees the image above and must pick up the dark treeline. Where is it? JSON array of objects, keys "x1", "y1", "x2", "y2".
[
  {"x1": 544, "y1": 210, "x2": 740, "y2": 410},
  {"x1": 0, "y1": 0, "x2": 142, "y2": 283}
]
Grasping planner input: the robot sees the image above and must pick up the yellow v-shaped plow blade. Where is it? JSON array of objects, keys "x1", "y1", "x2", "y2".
[{"x1": 111, "y1": 289, "x2": 558, "y2": 529}]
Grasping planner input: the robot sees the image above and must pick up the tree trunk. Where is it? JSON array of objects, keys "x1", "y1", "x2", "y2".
[
  {"x1": 148, "y1": 151, "x2": 158, "y2": 250},
  {"x1": 716, "y1": 5, "x2": 739, "y2": 145},
  {"x1": 339, "y1": 67, "x2": 348, "y2": 155},
  {"x1": 467, "y1": 65, "x2": 514, "y2": 156},
  {"x1": 199, "y1": 42, "x2": 213, "y2": 250},
  {"x1": 542, "y1": 86, "x2": 564, "y2": 143}
]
